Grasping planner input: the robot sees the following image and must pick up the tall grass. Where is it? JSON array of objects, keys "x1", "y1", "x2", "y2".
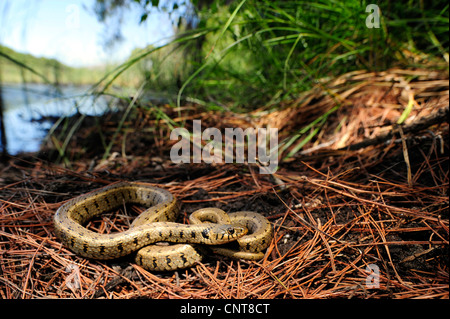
[{"x1": 133, "y1": 0, "x2": 448, "y2": 110}]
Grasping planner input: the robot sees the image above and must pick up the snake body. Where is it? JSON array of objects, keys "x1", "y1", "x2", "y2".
[{"x1": 54, "y1": 182, "x2": 272, "y2": 271}]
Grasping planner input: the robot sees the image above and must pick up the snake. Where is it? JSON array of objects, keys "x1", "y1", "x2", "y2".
[{"x1": 53, "y1": 182, "x2": 273, "y2": 271}]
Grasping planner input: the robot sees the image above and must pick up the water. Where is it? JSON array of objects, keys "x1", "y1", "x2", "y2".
[{"x1": 1, "y1": 83, "x2": 114, "y2": 155}]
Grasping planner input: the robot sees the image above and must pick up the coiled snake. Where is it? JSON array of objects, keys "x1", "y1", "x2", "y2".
[{"x1": 54, "y1": 182, "x2": 273, "y2": 271}]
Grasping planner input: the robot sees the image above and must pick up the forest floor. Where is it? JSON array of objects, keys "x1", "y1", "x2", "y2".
[{"x1": 0, "y1": 68, "x2": 448, "y2": 299}]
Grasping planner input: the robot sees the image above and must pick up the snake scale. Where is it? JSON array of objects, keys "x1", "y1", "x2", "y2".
[{"x1": 54, "y1": 182, "x2": 273, "y2": 271}]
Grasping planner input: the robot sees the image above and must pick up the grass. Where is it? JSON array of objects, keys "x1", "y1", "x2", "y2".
[
  {"x1": 79, "y1": 0, "x2": 448, "y2": 112},
  {"x1": 165, "y1": 0, "x2": 448, "y2": 108}
]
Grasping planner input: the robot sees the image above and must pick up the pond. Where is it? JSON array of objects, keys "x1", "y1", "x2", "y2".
[{"x1": 0, "y1": 83, "x2": 114, "y2": 155}]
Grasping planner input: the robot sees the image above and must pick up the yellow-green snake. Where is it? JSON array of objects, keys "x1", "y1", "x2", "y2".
[{"x1": 53, "y1": 182, "x2": 273, "y2": 271}]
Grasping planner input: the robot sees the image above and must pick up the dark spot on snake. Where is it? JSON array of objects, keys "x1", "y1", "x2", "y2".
[
  {"x1": 166, "y1": 256, "x2": 172, "y2": 267},
  {"x1": 117, "y1": 243, "x2": 124, "y2": 252},
  {"x1": 83, "y1": 243, "x2": 88, "y2": 253},
  {"x1": 152, "y1": 258, "x2": 157, "y2": 269},
  {"x1": 93, "y1": 201, "x2": 100, "y2": 209},
  {"x1": 179, "y1": 230, "x2": 184, "y2": 238},
  {"x1": 133, "y1": 237, "x2": 139, "y2": 246},
  {"x1": 180, "y1": 253, "x2": 187, "y2": 265},
  {"x1": 99, "y1": 245, "x2": 105, "y2": 254},
  {"x1": 190, "y1": 231, "x2": 196, "y2": 239},
  {"x1": 201, "y1": 228, "x2": 210, "y2": 240},
  {"x1": 246, "y1": 243, "x2": 250, "y2": 251}
]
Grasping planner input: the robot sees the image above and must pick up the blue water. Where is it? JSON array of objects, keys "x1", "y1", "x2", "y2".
[{"x1": 1, "y1": 83, "x2": 113, "y2": 155}]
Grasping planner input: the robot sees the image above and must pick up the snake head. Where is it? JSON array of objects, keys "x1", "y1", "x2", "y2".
[{"x1": 209, "y1": 224, "x2": 248, "y2": 244}]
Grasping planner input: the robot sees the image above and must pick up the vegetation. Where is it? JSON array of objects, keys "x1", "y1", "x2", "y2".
[
  {"x1": 101, "y1": 0, "x2": 448, "y2": 109},
  {"x1": 0, "y1": 45, "x2": 108, "y2": 85}
]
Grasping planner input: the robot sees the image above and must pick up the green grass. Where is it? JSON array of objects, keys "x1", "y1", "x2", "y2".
[{"x1": 118, "y1": 0, "x2": 448, "y2": 111}]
